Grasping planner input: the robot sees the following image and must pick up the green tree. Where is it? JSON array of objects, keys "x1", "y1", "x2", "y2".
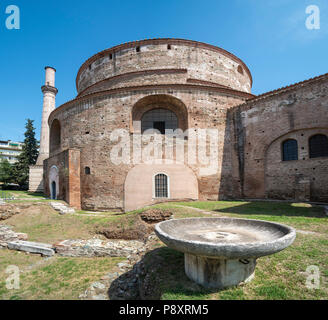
[
  {"x1": 12, "y1": 119, "x2": 39, "y2": 189},
  {"x1": 0, "y1": 159, "x2": 13, "y2": 187}
]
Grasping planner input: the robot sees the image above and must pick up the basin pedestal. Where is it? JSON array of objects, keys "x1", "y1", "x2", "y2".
[{"x1": 184, "y1": 253, "x2": 256, "y2": 289}]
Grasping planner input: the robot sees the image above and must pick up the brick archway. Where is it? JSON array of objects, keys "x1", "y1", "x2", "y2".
[{"x1": 131, "y1": 94, "x2": 189, "y2": 133}]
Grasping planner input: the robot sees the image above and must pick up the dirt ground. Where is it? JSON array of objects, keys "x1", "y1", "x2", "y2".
[{"x1": 96, "y1": 208, "x2": 173, "y2": 241}]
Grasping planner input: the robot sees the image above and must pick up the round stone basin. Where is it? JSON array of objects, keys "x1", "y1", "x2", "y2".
[{"x1": 155, "y1": 217, "x2": 296, "y2": 289}]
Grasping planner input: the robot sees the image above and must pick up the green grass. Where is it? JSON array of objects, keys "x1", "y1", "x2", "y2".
[
  {"x1": 1, "y1": 199, "x2": 328, "y2": 300},
  {"x1": 0, "y1": 249, "x2": 123, "y2": 300},
  {"x1": 1, "y1": 203, "x2": 142, "y2": 243},
  {"x1": 155, "y1": 201, "x2": 328, "y2": 233},
  {"x1": 1, "y1": 190, "x2": 46, "y2": 200}
]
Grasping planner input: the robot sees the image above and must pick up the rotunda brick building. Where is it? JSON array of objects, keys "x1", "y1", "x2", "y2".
[{"x1": 43, "y1": 38, "x2": 328, "y2": 211}]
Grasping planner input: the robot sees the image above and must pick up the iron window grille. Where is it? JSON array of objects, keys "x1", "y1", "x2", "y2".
[
  {"x1": 309, "y1": 134, "x2": 328, "y2": 158},
  {"x1": 155, "y1": 174, "x2": 168, "y2": 198},
  {"x1": 282, "y1": 139, "x2": 298, "y2": 161},
  {"x1": 141, "y1": 108, "x2": 178, "y2": 134}
]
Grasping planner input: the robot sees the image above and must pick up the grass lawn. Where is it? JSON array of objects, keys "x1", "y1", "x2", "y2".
[
  {"x1": 1, "y1": 197, "x2": 327, "y2": 300},
  {"x1": 0, "y1": 190, "x2": 46, "y2": 201},
  {"x1": 0, "y1": 203, "x2": 137, "y2": 243},
  {"x1": 0, "y1": 249, "x2": 123, "y2": 300}
]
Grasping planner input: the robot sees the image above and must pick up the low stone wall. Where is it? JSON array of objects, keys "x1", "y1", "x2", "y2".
[
  {"x1": 53, "y1": 239, "x2": 146, "y2": 257},
  {"x1": 0, "y1": 225, "x2": 28, "y2": 249},
  {"x1": 0, "y1": 204, "x2": 21, "y2": 221},
  {"x1": 79, "y1": 233, "x2": 158, "y2": 300}
]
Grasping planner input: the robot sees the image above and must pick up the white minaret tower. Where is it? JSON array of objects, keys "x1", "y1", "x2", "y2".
[
  {"x1": 36, "y1": 66, "x2": 58, "y2": 164},
  {"x1": 29, "y1": 67, "x2": 58, "y2": 192}
]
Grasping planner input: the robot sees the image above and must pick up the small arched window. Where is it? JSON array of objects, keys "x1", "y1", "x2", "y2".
[
  {"x1": 85, "y1": 167, "x2": 91, "y2": 175},
  {"x1": 154, "y1": 174, "x2": 169, "y2": 198},
  {"x1": 309, "y1": 134, "x2": 328, "y2": 158},
  {"x1": 282, "y1": 139, "x2": 298, "y2": 161}
]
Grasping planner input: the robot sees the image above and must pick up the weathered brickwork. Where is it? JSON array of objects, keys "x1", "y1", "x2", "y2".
[
  {"x1": 76, "y1": 39, "x2": 252, "y2": 94},
  {"x1": 230, "y1": 74, "x2": 328, "y2": 202},
  {"x1": 44, "y1": 149, "x2": 81, "y2": 209},
  {"x1": 47, "y1": 88, "x2": 246, "y2": 211},
  {"x1": 43, "y1": 39, "x2": 328, "y2": 211}
]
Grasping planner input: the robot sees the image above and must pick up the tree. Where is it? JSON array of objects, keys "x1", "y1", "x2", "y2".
[
  {"x1": 0, "y1": 159, "x2": 13, "y2": 187},
  {"x1": 12, "y1": 119, "x2": 39, "y2": 189}
]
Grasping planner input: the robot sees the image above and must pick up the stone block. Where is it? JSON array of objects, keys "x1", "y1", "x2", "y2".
[{"x1": 7, "y1": 240, "x2": 55, "y2": 257}]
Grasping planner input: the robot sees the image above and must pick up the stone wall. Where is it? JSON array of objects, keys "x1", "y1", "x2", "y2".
[
  {"x1": 76, "y1": 39, "x2": 252, "y2": 94},
  {"x1": 28, "y1": 165, "x2": 44, "y2": 192},
  {"x1": 230, "y1": 75, "x2": 328, "y2": 202},
  {"x1": 46, "y1": 87, "x2": 247, "y2": 211}
]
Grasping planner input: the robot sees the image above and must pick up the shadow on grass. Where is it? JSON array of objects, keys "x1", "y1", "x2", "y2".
[
  {"x1": 213, "y1": 201, "x2": 326, "y2": 218},
  {"x1": 25, "y1": 192, "x2": 46, "y2": 198},
  {"x1": 108, "y1": 247, "x2": 221, "y2": 300}
]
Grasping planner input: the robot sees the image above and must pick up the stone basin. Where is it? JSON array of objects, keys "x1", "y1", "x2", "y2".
[{"x1": 155, "y1": 217, "x2": 296, "y2": 289}]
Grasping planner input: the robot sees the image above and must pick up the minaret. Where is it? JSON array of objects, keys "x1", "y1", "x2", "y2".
[
  {"x1": 36, "y1": 66, "x2": 58, "y2": 165},
  {"x1": 29, "y1": 67, "x2": 58, "y2": 192}
]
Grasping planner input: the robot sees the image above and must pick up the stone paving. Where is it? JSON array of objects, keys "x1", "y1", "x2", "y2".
[{"x1": 50, "y1": 202, "x2": 75, "y2": 215}]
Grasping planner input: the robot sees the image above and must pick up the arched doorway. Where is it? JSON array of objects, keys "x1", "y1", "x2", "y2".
[
  {"x1": 51, "y1": 181, "x2": 57, "y2": 200},
  {"x1": 49, "y1": 165, "x2": 59, "y2": 200}
]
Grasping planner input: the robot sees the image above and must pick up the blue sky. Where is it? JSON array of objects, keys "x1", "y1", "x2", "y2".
[{"x1": 0, "y1": 0, "x2": 327, "y2": 142}]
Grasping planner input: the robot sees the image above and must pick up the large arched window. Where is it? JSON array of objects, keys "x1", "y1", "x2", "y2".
[
  {"x1": 154, "y1": 173, "x2": 169, "y2": 198},
  {"x1": 282, "y1": 139, "x2": 298, "y2": 161},
  {"x1": 50, "y1": 119, "x2": 61, "y2": 154},
  {"x1": 309, "y1": 134, "x2": 328, "y2": 158},
  {"x1": 141, "y1": 109, "x2": 178, "y2": 134}
]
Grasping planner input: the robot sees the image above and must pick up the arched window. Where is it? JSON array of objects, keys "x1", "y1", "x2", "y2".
[
  {"x1": 154, "y1": 174, "x2": 169, "y2": 198},
  {"x1": 141, "y1": 109, "x2": 178, "y2": 134},
  {"x1": 309, "y1": 134, "x2": 328, "y2": 158},
  {"x1": 50, "y1": 119, "x2": 61, "y2": 154},
  {"x1": 282, "y1": 139, "x2": 298, "y2": 161},
  {"x1": 85, "y1": 167, "x2": 91, "y2": 175}
]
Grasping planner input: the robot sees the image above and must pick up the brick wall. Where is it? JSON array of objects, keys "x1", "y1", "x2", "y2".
[
  {"x1": 230, "y1": 76, "x2": 328, "y2": 202},
  {"x1": 77, "y1": 40, "x2": 252, "y2": 94},
  {"x1": 44, "y1": 149, "x2": 81, "y2": 209},
  {"x1": 46, "y1": 87, "x2": 246, "y2": 211}
]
